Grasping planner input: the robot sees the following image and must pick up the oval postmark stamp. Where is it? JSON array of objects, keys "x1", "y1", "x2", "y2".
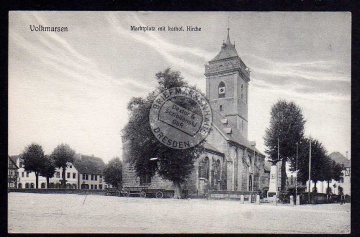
[{"x1": 149, "y1": 87, "x2": 212, "y2": 149}]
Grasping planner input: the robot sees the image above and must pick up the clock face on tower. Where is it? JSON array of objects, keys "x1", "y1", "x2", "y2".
[{"x1": 219, "y1": 87, "x2": 226, "y2": 94}]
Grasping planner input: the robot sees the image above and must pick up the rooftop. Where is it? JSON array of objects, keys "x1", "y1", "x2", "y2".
[
  {"x1": 329, "y1": 152, "x2": 351, "y2": 168},
  {"x1": 210, "y1": 28, "x2": 239, "y2": 62},
  {"x1": 212, "y1": 109, "x2": 265, "y2": 157},
  {"x1": 73, "y1": 154, "x2": 106, "y2": 174}
]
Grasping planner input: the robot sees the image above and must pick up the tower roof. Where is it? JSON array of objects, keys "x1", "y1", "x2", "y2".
[{"x1": 210, "y1": 28, "x2": 238, "y2": 62}]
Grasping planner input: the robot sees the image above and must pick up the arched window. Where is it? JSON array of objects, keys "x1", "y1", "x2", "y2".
[
  {"x1": 30, "y1": 183, "x2": 34, "y2": 189},
  {"x1": 72, "y1": 184, "x2": 77, "y2": 189},
  {"x1": 25, "y1": 183, "x2": 29, "y2": 189},
  {"x1": 199, "y1": 157, "x2": 210, "y2": 179},
  {"x1": 214, "y1": 159, "x2": 221, "y2": 182},
  {"x1": 218, "y1": 82, "x2": 226, "y2": 98},
  {"x1": 81, "y1": 184, "x2": 89, "y2": 189},
  {"x1": 18, "y1": 183, "x2": 22, "y2": 189}
]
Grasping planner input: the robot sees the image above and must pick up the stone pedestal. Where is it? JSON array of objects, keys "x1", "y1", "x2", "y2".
[
  {"x1": 268, "y1": 164, "x2": 278, "y2": 198},
  {"x1": 240, "y1": 195, "x2": 244, "y2": 204},
  {"x1": 290, "y1": 195, "x2": 294, "y2": 206},
  {"x1": 256, "y1": 195, "x2": 260, "y2": 205},
  {"x1": 296, "y1": 195, "x2": 300, "y2": 205}
]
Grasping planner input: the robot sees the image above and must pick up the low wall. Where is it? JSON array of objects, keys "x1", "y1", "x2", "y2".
[
  {"x1": 208, "y1": 191, "x2": 259, "y2": 201},
  {"x1": 8, "y1": 188, "x2": 105, "y2": 195}
]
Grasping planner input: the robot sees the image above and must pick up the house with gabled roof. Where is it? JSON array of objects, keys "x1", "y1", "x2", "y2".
[
  {"x1": 73, "y1": 154, "x2": 110, "y2": 190},
  {"x1": 8, "y1": 155, "x2": 19, "y2": 188},
  {"x1": 306, "y1": 151, "x2": 351, "y2": 195}
]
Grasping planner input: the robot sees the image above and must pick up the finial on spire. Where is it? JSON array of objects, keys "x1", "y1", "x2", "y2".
[
  {"x1": 225, "y1": 27, "x2": 231, "y2": 45},
  {"x1": 226, "y1": 16, "x2": 231, "y2": 45}
]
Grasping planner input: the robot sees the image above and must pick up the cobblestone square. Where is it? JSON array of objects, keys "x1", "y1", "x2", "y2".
[{"x1": 8, "y1": 193, "x2": 351, "y2": 234}]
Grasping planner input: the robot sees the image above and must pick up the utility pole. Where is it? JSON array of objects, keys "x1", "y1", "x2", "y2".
[
  {"x1": 295, "y1": 142, "x2": 298, "y2": 200},
  {"x1": 277, "y1": 137, "x2": 280, "y2": 197},
  {"x1": 308, "y1": 137, "x2": 312, "y2": 204}
]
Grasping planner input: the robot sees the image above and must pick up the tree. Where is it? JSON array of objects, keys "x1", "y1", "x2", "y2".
[
  {"x1": 40, "y1": 155, "x2": 56, "y2": 188},
  {"x1": 264, "y1": 100, "x2": 306, "y2": 191},
  {"x1": 103, "y1": 157, "x2": 123, "y2": 188},
  {"x1": 122, "y1": 68, "x2": 205, "y2": 198},
  {"x1": 21, "y1": 143, "x2": 46, "y2": 189},
  {"x1": 296, "y1": 137, "x2": 328, "y2": 191},
  {"x1": 323, "y1": 157, "x2": 343, "y2": 194},
  {"x1": 51, "y1": 144, "x2": 76, "y2": 188}
]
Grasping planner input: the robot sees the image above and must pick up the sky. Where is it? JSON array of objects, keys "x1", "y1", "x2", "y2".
[{"x1": 8, "y1": 11, "x2": 351, "y2": 163}]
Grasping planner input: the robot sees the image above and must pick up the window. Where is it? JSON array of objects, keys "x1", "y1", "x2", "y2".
[
  {"x1": 91, "y1": 184, "x2": 93, "y2": 189},
  {"x1": 62, "y1": 173, "x2": 64, "y2": 178},
  {"x1": 83, "y1": 174, "x2": 88, "y2": 180},
  {"x1": 100, "y1": 175, "x2": 102, "y2": 179},
  {"x1": 22, "y1": 172, "x2": 24, "y2": 177},
  {"x1": 214, "y1": 160, "x2": 221, "y2": 182},
  {"x1": 220, "y1": 105, "x2": 223, "y2": 111},
  {"x1": 20, "y1": 162, "x2": 23, "y2": 168},
  {"x1": 99, "y1": 184, "x2": 102, "y2": 190},
  {"x1": 56, "y1": 172, "x2": 60, "y2": 178},
  {"x1": 26, "y1": 171, "x2": 29, "y2": 177},
  {"x1": 91, "y1": 174, "x2": 94, "y2": 181},
  {"x1": 67, "y1": 173, "x2": 70, "y2": 179},
  {"x1": 339, "y1": 177, "x2": 344, "y2": 183},
  {"x1": 218, "y1": 81, "x2": 226, "y2": 98},
  {"x1": 199, "y1": 157, "x2": 210, "y2": 179},
  {"x1": 73, "y1": 173, "x2": 76, "y2": 179},
  {"x1": 241, "y1": 84, "x2": 244, "y2": 100},
  {"x1": 95, "y1": 175, "x2": 97, "y2": 181},
  {"x1": 69, "y1": 165, "x2": 72, "y2": 168},
  {"x1": 25, "y1": 183, "x2": 29, "y2": 188},
  {"x1": 95, "y1": 185, "x2": 97, "y2": 189},
  {"x1": 140, "y1": 173, "x2": 152, "y2": 185}
]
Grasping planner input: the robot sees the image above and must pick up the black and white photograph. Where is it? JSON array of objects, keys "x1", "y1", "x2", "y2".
[{"x1": 8, "y1": 11, "x2": 351, "y2": 234}]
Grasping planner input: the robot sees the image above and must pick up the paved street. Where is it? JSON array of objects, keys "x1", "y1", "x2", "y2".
[{"x1": 8, "y1": 192, "x2": 350, "y2": 234}]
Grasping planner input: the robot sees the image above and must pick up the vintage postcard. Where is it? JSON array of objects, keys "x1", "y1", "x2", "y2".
[{"x1": 8, "y1": 11, "x2": 351, "y2": 234}]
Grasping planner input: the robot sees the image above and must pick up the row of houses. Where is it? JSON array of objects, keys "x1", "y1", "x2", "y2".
[
  {"x1": 269, "y1": 151, "x2": 351, "y2": 196},
  {"x1": 8, "y1": 153, "x2": 112, "y2": 190}
]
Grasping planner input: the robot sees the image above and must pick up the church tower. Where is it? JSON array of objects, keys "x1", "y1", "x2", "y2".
[{"x1": 205, "y1": 29, "x2": 250, "y2": 138}]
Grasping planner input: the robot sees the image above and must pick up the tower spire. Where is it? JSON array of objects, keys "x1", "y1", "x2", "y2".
[{"x1": 226, "y1": 27, "x2": 231, "y2": 45}]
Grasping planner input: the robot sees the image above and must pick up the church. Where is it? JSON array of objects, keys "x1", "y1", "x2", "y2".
[{"x1": 122, "y1": 30, "x2": 268, "y2": 196}]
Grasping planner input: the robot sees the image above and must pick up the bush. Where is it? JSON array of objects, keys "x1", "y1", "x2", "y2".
[{"x1": 278, "y1": 191, "x2": 290, "y2": 203}]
